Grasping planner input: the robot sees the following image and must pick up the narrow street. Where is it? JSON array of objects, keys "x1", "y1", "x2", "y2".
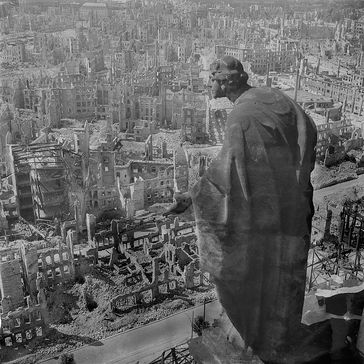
[{"x1": 40, "y1": 300, "x2": 222, "y2": 364}]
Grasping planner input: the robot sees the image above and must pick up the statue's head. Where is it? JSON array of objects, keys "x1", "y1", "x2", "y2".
[{"x1": 209, "y1": 56, "x2": 249, "y2": 99}]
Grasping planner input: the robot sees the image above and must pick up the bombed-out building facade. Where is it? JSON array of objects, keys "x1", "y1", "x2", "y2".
[{"x1": 0, "y1": 231, "x2": 75, "y2": 350}]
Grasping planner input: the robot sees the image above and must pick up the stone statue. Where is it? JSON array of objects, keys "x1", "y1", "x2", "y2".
[{"x1": 166, "y1": 56, "x2": 359, "y2": 363}]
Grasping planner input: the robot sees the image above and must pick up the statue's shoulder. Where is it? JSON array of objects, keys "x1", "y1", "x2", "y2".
[{"x1": 235, "y1": 87, "x2": 294, "y2": 116}]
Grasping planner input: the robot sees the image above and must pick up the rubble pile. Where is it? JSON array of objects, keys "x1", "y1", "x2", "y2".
[{"x1": 311, "y1": 161, "x2": 358, "y2": 190}]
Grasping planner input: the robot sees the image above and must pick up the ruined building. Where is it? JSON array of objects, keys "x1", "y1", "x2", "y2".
[
  {"x1": 7, "y1": 143, "x2": 68, "y2": 222},
  {"x1": 0, "y1": 233, "x2": 75, "y2": 349},
  {"x1": 86, "y1": 215, "x2": 212, "y2": 313},
  {"x1": 215, "y1": 45, "x2": 296, "y2": 74},
  {"x1": 181, "y1": 106, "x2": 208, "y2": 144}
]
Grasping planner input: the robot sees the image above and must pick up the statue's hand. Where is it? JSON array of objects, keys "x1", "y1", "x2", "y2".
[{"x1": 163, "y1": 192, "x2": 192, "y2": 216}]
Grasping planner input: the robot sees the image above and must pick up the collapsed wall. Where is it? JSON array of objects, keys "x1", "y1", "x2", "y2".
[{"x1": 0, "y1": 258, "x2": 24, "y2": 313}]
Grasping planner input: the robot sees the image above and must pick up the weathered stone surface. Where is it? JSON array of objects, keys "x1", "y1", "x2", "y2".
[{"x1": 188, "y1": 326, "x2": 262, "y2": 364}]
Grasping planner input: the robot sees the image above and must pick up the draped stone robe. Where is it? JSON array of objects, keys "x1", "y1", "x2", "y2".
[{"x1": 191, "y1": 87, "x2": 328, "y2": 363}]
